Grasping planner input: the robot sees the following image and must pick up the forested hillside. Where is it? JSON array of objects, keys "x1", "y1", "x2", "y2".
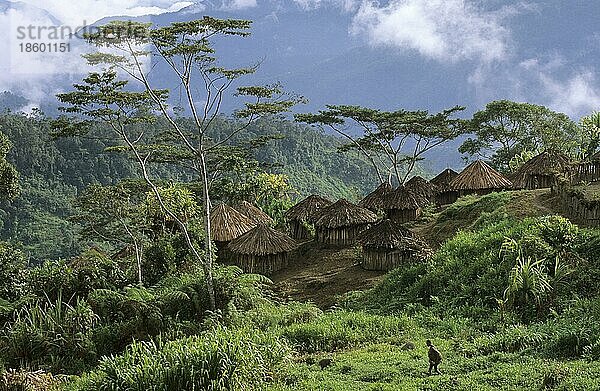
[{"x1": 0, "y1": 111, "x2": 381, "y2": 261}]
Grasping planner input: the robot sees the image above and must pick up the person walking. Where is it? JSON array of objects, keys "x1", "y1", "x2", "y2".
[{"x1": 426, "y1": 339, "x2": 442, "y2": 375}]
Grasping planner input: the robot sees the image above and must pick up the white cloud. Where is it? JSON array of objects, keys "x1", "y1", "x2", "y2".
[
  {"x1": 222, "y1": 0, "x2": 257, "y2": 11},
  {"x1": 17, "y1": 1, "x2": 193, "y2": 25},
  {"x1": 292, "y1": 0, "x2": 358, "y2": 12},
  {"x1": 538, "y1": 70, "x2": 600, "y2": 118},
  {"x1": 468, "y1": 54, "x2": 600, "y2": 119},
  {"x1": 350, "y1": 0, "x2": 514, "y2": 63},
  {"x1": 0, "y1": 0, "x2": 194, "y2": 109}
]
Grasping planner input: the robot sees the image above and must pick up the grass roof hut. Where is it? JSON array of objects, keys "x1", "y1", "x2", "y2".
[
  {"x1": 381, "y1": 186, "x2": 428, "y2": 223},
  {"x1": 284, "y1": 195, "x2": 332, "y2": 240},
  {"x1": 430, "y1": 168, "x2": 459, "y2": 204},
  {"x1": 210, "y1": 204, "x2": 256, "y2": 245},
  {"x1": 431, "y1": 168, "x2": 459, "y2": 188},
  {"x1": 510, "y1": 151, "x2": 571, "y2": 190},
  {"x1": 227, "y1": 224, "x2": 297, "y2": 275},
  {"x1": 234, "y1": 201, "x2": 274, "y2": 226},
  {"x1": 405, "y1": 175, "x2": 439, "y2": 202},
  {"x1": 359, "y1": 182, "x2": 393, "y2": 211},
  {"x1": 360, "y1": 219, "x2": 432, "y2": 271},
  {"x1": 444, "y1": 160, "x2": 512, "y2": 203},
  {"x1": 314, "y1": 199, "x2": 378, "y2": 245}
]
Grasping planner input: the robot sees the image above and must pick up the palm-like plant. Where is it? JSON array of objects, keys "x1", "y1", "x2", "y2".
[{"x1": 505, "y1": 257, "x2": 552, "y2": 306}]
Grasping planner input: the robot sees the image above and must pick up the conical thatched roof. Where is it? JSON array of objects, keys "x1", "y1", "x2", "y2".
[
  {"x1": 510, "y1": 151, "x2": 571, "y2": 188},
  {"x1": 285, "y1": 194, "x2": 332, "y2": 223},
  {"x1": 449, "y1": 160, "x2": 512, "y2": 191},
  {"x1": 228, "y1": 224, "x2": 297, "y2": 256},
  {"x1": 234, "y1": 201, "x2": 273, "y2": 225},
  {"x1": 210, "y1": 204, "x2": 256, "y2": 242},
  {"x1": 430, "y1": 168, "x2": 459, "y2": 190},
  {"x1": 382, "y1": 186, "x2": 428, "y2": 210},
  {"x1": 360, "y1": 219, "x2": 412, "y2": 249},
  {"x1": 315, "y1": 199, "x2": 378, "y2": 229},
  {"x1": 405, "y1": 176, "x2": 439, "y2": 200},
  {"x1": 361, "y1": 219, "x2": 432, "y2": 259},
  {"x1": 359, "y1": 182, "x2": 393, "y2": 210}
]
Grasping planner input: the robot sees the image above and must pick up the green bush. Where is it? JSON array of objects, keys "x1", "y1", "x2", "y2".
[
  {"x1": 26, "y1": 248, "x2": 130, "y2": 301},
  {"x1": 470, "y1": 298, "x2": 600, "y2": 359},
  {"x1": 243, "y1": 301, "x2": 323, "y2": 330},
  {"x1": 282, "y1": 311, "x2": 410, "y2": 353},
  {"x1": 66, "y1": 327, "x2": 289, "y2": 391},
  {"x1": 350, "y1": 215, "x2": 598, "y2": 323}
]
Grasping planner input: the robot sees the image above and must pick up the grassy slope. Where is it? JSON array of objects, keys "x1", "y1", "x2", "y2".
[
  {"x1": 271, "y1": 190, "x2": 564, "y2": 308},
  {"x1": 271, "y1": 345, "x2": 600, "y2": 390},
  {"x1": 63, "y1": 189, "x2": 600, "y2": 390},
  {"x1": 413, "y1": 189, "x2": 563, "y2": 247},
  {"x1": 267, "y1": 189, "x2": 599, "y2": 391},
  {"x1": 271, "y1": 243, "x2": 385, "y2": 308}
]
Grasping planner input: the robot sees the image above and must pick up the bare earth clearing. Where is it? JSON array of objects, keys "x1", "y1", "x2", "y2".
[{"x1": 271, "y1": 241, "x2": 385, "y2": 308}]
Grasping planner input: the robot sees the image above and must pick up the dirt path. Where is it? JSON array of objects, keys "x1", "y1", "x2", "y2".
[{"x1": 270, "y1": 241, "x2": 385, "y2": 309}]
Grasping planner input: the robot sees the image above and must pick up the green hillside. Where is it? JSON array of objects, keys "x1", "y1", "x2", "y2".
[
  {"x1": 0, "y1": 113, "x2": 382, "y2": 261},
  {"x1": 51, "y1": 190, "x2": 600, "y2": 391}
]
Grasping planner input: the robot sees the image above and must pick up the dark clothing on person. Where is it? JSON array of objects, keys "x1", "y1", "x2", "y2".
[{"x1": 428, "y1": 344, "x2": 442, "y2": 375}]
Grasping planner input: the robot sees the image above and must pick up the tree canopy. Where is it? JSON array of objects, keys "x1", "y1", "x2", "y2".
[
  {"x1": 459, "y1": 100, "x2": 579, "y2": 172},
  {"x1": 296, "y1": 105, "x2": 467, "y2": 185}
]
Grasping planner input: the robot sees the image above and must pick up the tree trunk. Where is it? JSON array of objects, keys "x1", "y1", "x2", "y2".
[
  {"x1": 199, "y1": 150, "x2": 217, "y2": 310},
  {"x1": 134, "y1": 242, "x2": 143, "y2": 286}
]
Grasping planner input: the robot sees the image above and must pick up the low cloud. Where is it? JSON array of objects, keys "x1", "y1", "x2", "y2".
[
  {"x1": 468, "y1": 55, "x2": 600, "y2": 119},
  {"x1": 350, "y1": 0, "x2": 517, "y2": 63},
  {"x1": 0, "y1": 0, "x2": 193, "y2": 110},
  {"x1": 537, "y1": 68, "x2": 600, "y2": 118},
  {"x1": 222, "y1": 0, "x2": 258, "y2": 11}
]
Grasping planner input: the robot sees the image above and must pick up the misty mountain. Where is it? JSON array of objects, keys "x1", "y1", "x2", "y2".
[{"x1": 4, "y1": 1, "x2": 599, "y2": 171}]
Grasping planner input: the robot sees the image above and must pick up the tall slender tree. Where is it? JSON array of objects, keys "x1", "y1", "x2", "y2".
[
  {"x1": 52, "y1": 18, "x2": 302, "y2": 309},
  {"x1": 296, "y1": 105, "x2": 467, "y2": 185}
]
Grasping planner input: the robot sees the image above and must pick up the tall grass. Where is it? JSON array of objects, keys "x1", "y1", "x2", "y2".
[
  {"x1": 0, "y1": 293, "x2": 98, "y2": 373},
  {"x1": 282, "y1": 311, "x2": 412, "y2": 353},
  {"x1": 66, "y1": 327, "x2": 289, "y2": 391}
]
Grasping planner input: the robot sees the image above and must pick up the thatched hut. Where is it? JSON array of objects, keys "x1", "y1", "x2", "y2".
[
  {"x1": 430, "y1": 168, "x2": 459, "y2": 205},
  {"x1": 510, "y1": 151, "x2": 571, "y2": 190},
  {"x1": 431, "y1": 168, "x2": 459, "y2": 189},
  {"x1": 360, "y1": 219, "x2": 432, "y2": 271},
  {"x1": 234, "y1": 201, "x2": 274, "y2": 226},
  {"x1": 210, "y1": 204, "x2": 256, "y2": 245},
  {"x1": 382, "y1": 186, "x2": 428, "y2": 223},
  {"x1": 443, "y1": 160, "x2": 512, "y2": 203},
  {"x1": 314, "y1": 199, "x2": 378, "y2": 245},
  {"x1": 405, "y1": 175, "x2": 439, "y2": 202},
  {"x1": 228, "y1": 224, "x2": 297, "y2": 275},
  {"x1": 285, "y1": 195, "x2": 332, "y2": 240},
  {"x1": 359, "y1": 182, "x2": 393, "y2": 211}
]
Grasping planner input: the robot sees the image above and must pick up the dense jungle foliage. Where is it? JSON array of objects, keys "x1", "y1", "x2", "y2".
[
  {"x1": 0, "y1": 111, "x2": 380, "y2": 262},
  {"x1": 3, "y1": 12, "x2": 600, "y2": 391}
]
